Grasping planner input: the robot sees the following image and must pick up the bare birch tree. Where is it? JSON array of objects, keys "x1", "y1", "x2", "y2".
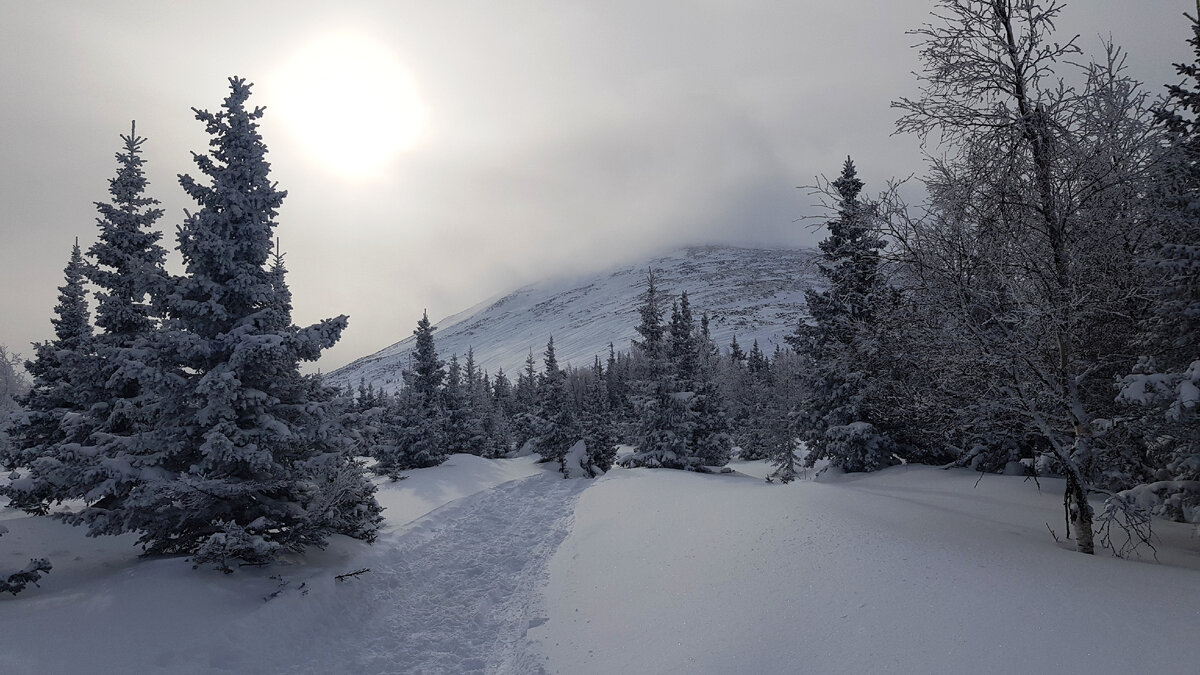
[{"x1": 890, "y1": 0, "x2": 1165, "y2": 553}]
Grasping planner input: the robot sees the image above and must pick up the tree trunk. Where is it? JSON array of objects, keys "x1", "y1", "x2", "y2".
[{"x1": 1066, "y1": 473, "x2": 1095, "y2": 554}]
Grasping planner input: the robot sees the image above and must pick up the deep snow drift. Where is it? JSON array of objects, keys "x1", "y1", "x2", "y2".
[{"x1": 3, "y1": 457, "x2": 1200, "y2": 674}]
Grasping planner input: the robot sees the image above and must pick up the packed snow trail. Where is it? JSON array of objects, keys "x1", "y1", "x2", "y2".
[{"x1": 259, "y1": 472, "x2": 587, "y2": 675}]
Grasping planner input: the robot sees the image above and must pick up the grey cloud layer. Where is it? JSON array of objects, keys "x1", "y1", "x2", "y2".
[{"x1": 0, "y1": 1, "x2": 1190, "y2": 372}]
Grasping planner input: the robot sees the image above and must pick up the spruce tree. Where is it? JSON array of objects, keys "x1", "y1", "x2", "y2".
[
  {"x1": 441, "y1": 354, "x2": 476, "y2": 455},
  {"x1": 492, "y1": 367, "x2": 513, "y2": 413},
  {"x1": 687, "y1": 365, "x2": 733, "y2": 469},
  {"x1": 604, "y1": 343, "x2": 629, "y2": 417},
  {"x1": 535, "y1": 336, "x2": 578, "y2": 472},
  {"x1": 2, "y1": 242, "x2": 95, "y2": 509},
  {"x1": 579, "y1": 356, "x2": 618, "y2": 476},
  {"x1": 380, "y1": 311, "x2": 449, "y2": 471},
  {"x1": 747, "y1": 340, "x2": 766, "y2": 375},
  {"x1": 63, "y1": 124, "x2": 170, "y2": 517},
  {"x1": 789, "y1": 157, "x2": 896, "y2": 473},
  {"x1": 406, "y1": 310, "x2": 445, "y2": 407},
  {"x1": 634, "y1": 269, "x2": 666, "y2": 368},
  {"x1": 511, "y1": 348, "x2": 542, "y2": 451},
  {"x1": 87, "y1": 122, "x2": 168, "y2": 340},
  {"x1": 79, "y1": 78, "x2": 380, "y2": 568},
  {"x1": 669, "y1": 292, "x2": 698, "y2": 386},
  {"x1": 765, "y1": 350, "x2": 804, "y2": 483},
  {"x1": 627, "y1": 273, "x2": 687, "y2": 468},
  {"x1": 674, "y1": 293, "x2": 732, "y2": 469},
  {"x1": 627, "y1": 284, "x2": 729, "y2": 470},
  {"x1": 0, "y1": 346, "x2": 28, "y2": 462},
  {"x1": 729, "y1": 335, "x2": 745, "y2": 365},
  {"x1": 1116, "y1": 14, "x2": 1200, "y2": 518},
  {"x1": 7, "y1": 124, "x2": 166, "y2": 513}
]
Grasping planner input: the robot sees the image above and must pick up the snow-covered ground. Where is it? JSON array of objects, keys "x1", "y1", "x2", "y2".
[
  {"x1": 0, "y1": 455, "x2": 559, "y2": 675},
  {"x1": 4, "y1": 457, "x2": 1200, "y2": 674},
  {"x1": 538, "y1": 463, "x2": 1200, "y2": 675}
]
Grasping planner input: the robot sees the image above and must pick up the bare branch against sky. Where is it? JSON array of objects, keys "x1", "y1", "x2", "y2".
[{"x1": 0, "y1": 1, "x2": 1191, "y2": 372}]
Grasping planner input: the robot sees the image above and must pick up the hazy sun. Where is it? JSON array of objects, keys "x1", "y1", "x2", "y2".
[{"x1": 273, "y1": 33, "x2": 429, "y2": 177}]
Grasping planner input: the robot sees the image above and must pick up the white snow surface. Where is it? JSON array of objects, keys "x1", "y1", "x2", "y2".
[
  {"x1": 4, "y1": 456, "x2": 1200, "y2": 674},
  {"x1": 328, "y1": 246, "x2": 819, "y2": 392},
  {"x1": 538, "y1": 463, "x2": 1200, "y2": 675},
  {"x1": 0, "y1": 455, "x2": 562, "y2": 675}
]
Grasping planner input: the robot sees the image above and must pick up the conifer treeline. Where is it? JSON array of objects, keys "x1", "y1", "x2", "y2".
[{"x1": 347, "y1": 279, "x2": 805, "y2": 480}]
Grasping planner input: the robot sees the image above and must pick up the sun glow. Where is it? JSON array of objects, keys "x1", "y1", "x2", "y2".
[{"x1": 273, "y1": 33, "x2": 429, "y2": 177}]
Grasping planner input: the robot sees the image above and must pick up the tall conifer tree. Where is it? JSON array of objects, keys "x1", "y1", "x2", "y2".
[
  {"x1": 75, "y1": 78, "x2": 380, "y2": 567},
  {"x1": 3, "y1": 242, "x2": 95, "y2": 509},
  {"x1": 789, "y1": 158, "x2": 897, "y2": 473}
]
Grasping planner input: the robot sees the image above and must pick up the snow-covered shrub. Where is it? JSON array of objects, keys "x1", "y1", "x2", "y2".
[
  {"x1": 0, "y1": 525, "x2": 51, "y2": 595},
  {"x1": 822, "y1": 422, "x2": 897, "y2": 474}
]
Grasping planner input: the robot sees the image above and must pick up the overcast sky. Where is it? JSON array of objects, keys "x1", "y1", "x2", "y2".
[{"x1": 0, "y1": 1, "x2": 1192, "y2": 373}]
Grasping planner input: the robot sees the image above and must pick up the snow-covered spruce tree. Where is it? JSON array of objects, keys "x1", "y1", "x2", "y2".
[
  {"x1": 765, "y1": 349, "x2": 805, "y2": 483},
  {"x1": 378, "y1": 310, "x2": 448, "y2": 473},
  {"x1": 788, "y1": 157, "x2": 897, "y2": 474},
  {"x1": 461, "y1": 349, "x2": 488, "y2": 454},
  {"x1": 510, "y1": 348, "x2": 543, "y2": 452},
  {"x1": 728, "y1": 335, "x2": 745, "y2": 365},
  {"x1": 890, "y1": 1, "x2": 1165, "y2": 553},
  {"x1": 458, "y1": 349, "x2": 509, "y2": 457},
  {"x1": 625, "y1": 283, "x2": 730, "y2": 470},
  {"x1": 686, "y1": 358, "x2": 733, "y2": 469},
  {"x1": 440, "y1": 354, "x2": 474, "y2": 455},
  {"x1": 673, "y1": 292, "x2": 732, "y2": 469},
  {"x1": 535, "y1": 336, "x2": 579, "y2": 474},
  {"x1": 49, "y1": 124, "x2": 171, "y2": 516},
  {"x1": 6, "y1": 126, "x2": 171, "y2": 517},
  {"x1": 626, "y1": 271, "x2": 688, "y2": 468},
  {"x1": 2, "y1": 242, "x2": 95, "y2": 511},
  {"x1": 492, "y1": 367, "x2": 513, "y2": 414},
  {"x1": 75, "y1": 78, "x2": 380, "y2": 569},
  {"x1": 604, "y1": 342, "x2": 631, "y2": 424},
  {"x1": 1114, "y1": 13, "x2": 1200, "y2": 522},
  {"x1": 479, "y1": 399, "x2": 513, "y2": 459},
  {"x1": 339, "y1": 378, "x2": 389, "y2": 473},
  {"x1": 0, "y1": 346, "x2": 30, "y2": 462},
  {"x1": 406, "y1": 310, "x2": 445, "y2": 408},
  {"x1": 746, "y1": 339, "x2": 768, "y2": 377},
  {"x1": 669, "y1": 293, "x2": 698, "y2": 385},
  {"x1": 723, "y1": 340, "x2": 777, "y2": 461},
  {"x1": 87, "y1": 122, "x2": 168, "y2": 342},
  {"x1": 577, "y1": 356, "x2": 618, "y2": 476},
  {"x1": 486, "y1": 366, "x2": 517, "y2": 457},
  {"x1": 470, "y1": 363, "x2": 512, "y2": 459}
]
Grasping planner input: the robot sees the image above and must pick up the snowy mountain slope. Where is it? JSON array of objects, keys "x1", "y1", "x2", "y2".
[{"x1": 328, "y1": 246, "x2": 819, "y2": 392}]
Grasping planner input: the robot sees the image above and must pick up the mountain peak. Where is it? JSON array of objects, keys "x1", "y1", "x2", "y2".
[{"x1": 328, "y1": 245, "x2": 819, "y2": 391}]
